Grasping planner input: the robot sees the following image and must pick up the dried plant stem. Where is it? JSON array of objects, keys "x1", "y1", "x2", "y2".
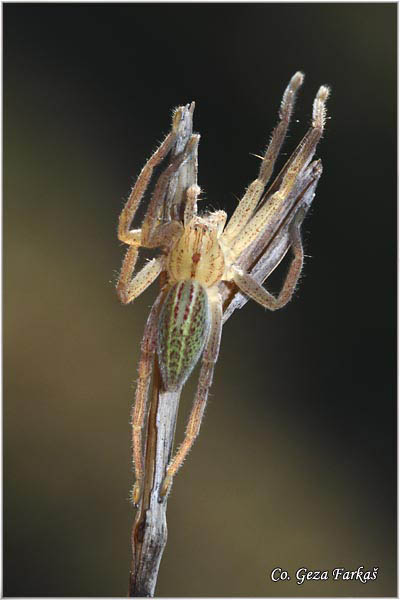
[
  {"x1": 129, "y1": 363, "x2": 180, "y2": 596},
  {"x1": 129, "y1": 104, "x2": 195, "y2": 597}
]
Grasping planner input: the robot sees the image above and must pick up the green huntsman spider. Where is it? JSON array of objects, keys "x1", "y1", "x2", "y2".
[{"x1": 117, "y1": 72, "x2": 330, "y2": 505}]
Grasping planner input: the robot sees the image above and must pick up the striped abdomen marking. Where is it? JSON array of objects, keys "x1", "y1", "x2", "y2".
[{"x1": 157, "y1": 281, "x2": 210, "y2": 391}]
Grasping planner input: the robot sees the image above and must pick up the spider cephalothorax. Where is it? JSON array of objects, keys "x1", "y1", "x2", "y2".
[
  {"x1": 117, "y1": 72, "x2": 330, "y2": 503},
  {"x1": 167, "y1": 211, "x2": 227, "y2": 287}
]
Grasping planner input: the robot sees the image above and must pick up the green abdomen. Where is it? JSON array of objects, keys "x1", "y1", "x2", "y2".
[{"x1": 157, "y1": 280, "x2": 210, "y2": 391}]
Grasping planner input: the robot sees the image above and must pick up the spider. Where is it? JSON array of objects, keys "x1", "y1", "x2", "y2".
[{"x1": 117, "y1": 72, "x2": 329, "y2": 505}]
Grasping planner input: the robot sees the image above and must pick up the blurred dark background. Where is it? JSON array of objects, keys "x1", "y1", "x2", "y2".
[{"x1": 4, "y1": 3, "x2": 396, "y2": 597}]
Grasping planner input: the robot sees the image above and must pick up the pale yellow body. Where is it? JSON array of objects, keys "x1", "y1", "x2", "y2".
[{"x1": 167, "y1": 215, "x2": 227, "y2": 287}]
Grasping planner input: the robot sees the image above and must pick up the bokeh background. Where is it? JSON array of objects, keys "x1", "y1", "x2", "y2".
[{"x1": 4, "y1": 3, "x2": 396, "y2": 597}]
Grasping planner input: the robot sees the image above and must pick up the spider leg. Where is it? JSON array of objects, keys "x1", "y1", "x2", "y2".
[
  {"x1": 221, "y1": 71, "x2": 304, "y2": 245},
  {"x1": 117, "y1": 134, "x2": 198, "y2": 304},
  {"x1": 231, "y1": 207, "x2": 305, "y2": 311},
  {"x1": 118, "y1": 108, "x2": 183, "y2": 245},
  {"x1": 117, "y1": 218, "x2": 185, "y2": 304},
  {"x1": 183, "y1": 184, "x2": 228, "y2": 232},
  {"x1": 206, "y1": 209, "x2": 228, "y2": 236},
  {"x1": 131, "y1": 290, "x2": 165, "y2": 506},
  {"x1": 141, "y1": 134, "x2": 199, "y2": 245},
  {"x1": 183, "y1": 184, "x2": 201, "y2": 225},
  {"x1": 117, "y1": 249, "x2": 165, "y2": 304},
  {"x1": 272, "y1": 85, "x2": 330, "y2": 200},
  {"x1": 159, "y1": 290, "x2": 223, "y2": 500},
  {"x1": 230, "y1": 85, "x2": 329, "y2": 261}
]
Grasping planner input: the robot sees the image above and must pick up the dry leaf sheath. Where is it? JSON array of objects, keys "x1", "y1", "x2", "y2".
[{"x1": 117, "y1": 73, "x2": 329, "y2": 596}]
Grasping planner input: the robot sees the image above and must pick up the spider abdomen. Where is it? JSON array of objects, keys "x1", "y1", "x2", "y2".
[{"x1": 157, "y1": 280, "x2": 210, "y2": 392}]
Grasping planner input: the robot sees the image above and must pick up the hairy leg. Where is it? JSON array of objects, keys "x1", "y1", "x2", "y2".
[
  {"x1": 118, "y1": 108, "x2": 182, "y2": 245},
  {"x1": 141, "y1": 135, "x2": 199, "y2": 245},
  {"x1": 159, "y1": 291, "x2": 223, "y2": 499},
  {"x1": 221, "y1": 72, "x2": 304, "y2": 245},
  {"x1": 230, "y1": 85, "x2": 329, "y2": 261},
  {"x1": 117, "y1": 249, "x2": 165, "y2": 304},
  {"x1": 117, "y1": 128, "x2": 198, "y2": 304},
  {"x1": 232, "y1": 208, "x2": 305, "y2": 311},
  {"x1": 131, "y1": 291, "x2": 165, "y2": 506},
  {"x1": 184, "y1": 184, "x2": 201, "y2": 225},
  {"x1": 274, "y1": 86, "x2": 330, "y2": 200}
]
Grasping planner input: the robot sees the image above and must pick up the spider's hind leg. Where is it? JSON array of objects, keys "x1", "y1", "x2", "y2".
[
  {"x1": 159, "y1": 291, "x2": 223, "y2": 500},
  {"x1": 131, "y1": 291, "x2": 165, "y2": 506}
]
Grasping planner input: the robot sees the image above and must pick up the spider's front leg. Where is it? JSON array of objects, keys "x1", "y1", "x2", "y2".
[
  {"x1": 118, "y1": 107, "x2": 184, "y2": 246},
  {"x1": 221, "y1": 71, "x2": 304, "y2": 246},
  {"x1": 117, "y1": 249, "x2": 165, "y2": 305},
  {"x1": 117, "y1": 136, "x2": 199, "y2": 304},
  {"x1": 159, "y1": 290, "x2": 223, "y2": 500},
  {"x1": 229, "y1": 84, "x2": 329, "y2": 262},
  {"x1": 231, "y1": 206, "x2": 306, "y2": 311},
  {"x1": 117, "y1": 108, "x2": 184, "y2": 303}
]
